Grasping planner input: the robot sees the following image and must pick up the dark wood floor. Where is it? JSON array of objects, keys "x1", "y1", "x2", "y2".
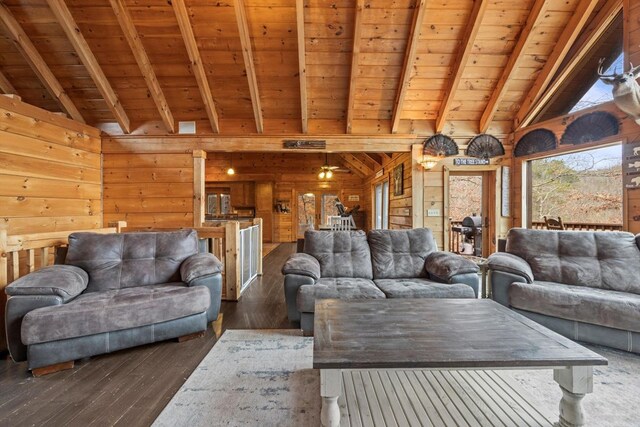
[{"x1": 0, "y1": 243, "x2": 297, "y2": 426}]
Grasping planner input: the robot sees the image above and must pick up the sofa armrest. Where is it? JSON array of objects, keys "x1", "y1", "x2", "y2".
[
  {"x1": 5, "y1": 265, "x2": 88, "y2": 302},
  {"x1": 425, "y1": 251, "x2": 479, "y2": 280},
  {"x1": 180, "y1": 253, "x2": 223, "y2": 284},
  {"x1": 283, "y1": 274, "x2": 315, "y2": 322},
  {"x1": 281, "y1": 253, "x2": 321, "y2": 281},
  {"x1": 486, "y1": 252, "x2": 533, "y2": 283}
]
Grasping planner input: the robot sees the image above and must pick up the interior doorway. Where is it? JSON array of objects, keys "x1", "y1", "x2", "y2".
[
  {"x1": 295, "y1": 191, "x2": 339, "y2": 239},
  {"x1": 445, "y1": 169, "x2": 498, "y2": 257}
]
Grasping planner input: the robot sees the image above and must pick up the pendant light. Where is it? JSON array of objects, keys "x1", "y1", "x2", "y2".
[
  {"x1": 318, "y1": 153, "x2": 333, "y2": 179},
  {"x1": 227, "y1": 153, "x2": 235, "y2": 175}
]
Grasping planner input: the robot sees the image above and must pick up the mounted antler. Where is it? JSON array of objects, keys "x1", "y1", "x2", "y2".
[
  {"x1": 597, "y1": 57, "x2": 640, "y2": 125},
  {"x1": 597, "y1": 57, "x2": 616, "y2": 83}
]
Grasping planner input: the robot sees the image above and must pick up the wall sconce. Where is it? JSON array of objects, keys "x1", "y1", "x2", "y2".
[
  {"x1": 420, "y1": 156, "x2": 442, "y2": 170},
  {"x1": 227, "y1": 154, "x2": 235, "y2": 175}
]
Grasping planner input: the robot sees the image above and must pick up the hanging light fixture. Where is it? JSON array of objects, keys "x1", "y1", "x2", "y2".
[
  {"x1": 318, "y1": 153, "x2": 333, "y2": 179},
  {"x1": 227, "y1": 153, "x2": 235, "y2": 175}
]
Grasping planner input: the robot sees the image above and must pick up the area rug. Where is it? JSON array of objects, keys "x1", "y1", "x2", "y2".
[{"x1": 153, "y1": 329, "x2": 640, "y2": 427}]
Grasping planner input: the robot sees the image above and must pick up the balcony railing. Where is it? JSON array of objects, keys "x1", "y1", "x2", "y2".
[
  {"x1": 530, "y1": 221, "x2": 623, "y2": 231},
  {"x1": 448, "y1": 219, "x2": 623, "y2": 255}
]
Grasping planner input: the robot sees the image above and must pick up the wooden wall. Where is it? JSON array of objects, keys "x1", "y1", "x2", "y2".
[
  {"x1": 205, "y1": 153, "x2": 365, "y2": 242},
  {"x1": 625, "y1": 0, "x2": 640, "y2": 234},
  {"x1": 363, "y1": 153, "x2": 412, "y2": 230},
  {"x1": 103, "y1": 153, "x2": 194, "y2": 228},
  {"x1": 0, "y1": 95, "x2": 102, "y2": 235}
]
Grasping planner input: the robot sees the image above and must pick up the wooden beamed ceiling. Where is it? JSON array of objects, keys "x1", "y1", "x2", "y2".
[{"x1": 0, "y1": 0, "x2": 617, "y2": 138}]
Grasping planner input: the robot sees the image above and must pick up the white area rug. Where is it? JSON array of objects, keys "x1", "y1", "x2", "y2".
[{"x1": 153, "y1": 329, "x2": 640, "y2": 427}]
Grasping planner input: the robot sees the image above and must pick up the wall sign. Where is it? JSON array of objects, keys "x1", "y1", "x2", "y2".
[
  {"x1": 453, "y1": 158, "x2": 490, "y2": 166},
  {"x1": 348, "y1": 195, "x2": 360, "y2": 202},
  {"x1": 375, "y1": 169, "x2": 384, "y2": 178},
  {"x1": 623, "y1": 142, "x2": 640, "y2": 189}
]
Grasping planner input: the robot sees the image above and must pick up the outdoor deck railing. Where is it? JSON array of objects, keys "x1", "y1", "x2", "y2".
[
  {"x1": 448, "y1": 219, "x2": 624, "y2": 255},
  {"x1": 530, "y1": 221, "x2": 623, "y2": 231}
]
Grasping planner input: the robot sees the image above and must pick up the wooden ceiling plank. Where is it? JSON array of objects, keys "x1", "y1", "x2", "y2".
[
  {"x1": 346, "y1": 0, "x2": 365, "y2": 134},
  {"x1": 0, "y1": 69, "x2": 18, "y2": 95},
  {"x1": 339, "y1": 153, "x2": 373, "y2": 177},
  {"x1": 0, "y1": 3, "x2": 84, "y2": 123},
  {"x1": 362, "y1": 153, "x2": 382, "y2": 167},
  {"x1": 296, "y1": 0, "x2": 308, "y2": 133},
  {"x1": 109, "y1": 0, "x2": 175, "y2": 133},
  {"x1": 478, "y1": 0, "x2": 547, "y2": 133},
  {"x1": 46, "y1": 0, "x2": 129, "y2": 133},
  {"x1": 391, "y1": 0, "x2": 426, "y2": 134},
  {"x1": 171, "y1": 0, "x2": 220, "y2": 133},
  {"x1": 234, "y1": 0, "x2": 263, "y2": 134},
  {"x1": 514, "y1": 0, "x2": 601, "y2": 129},
  {"x1": 337, "y1": 154, "x2": 368, "y2": 178},
  {"x1": 435, "y1": 0, "x2": 489, "y2": 133},
  {"x1": 517, "y1": 0, "x2": 622, "y2": 128}
]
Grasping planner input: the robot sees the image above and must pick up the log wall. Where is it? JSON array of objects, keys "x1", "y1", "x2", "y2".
[
  {"x1": 0, "y1": 95, "x2": 102, "y2": 235},
  {"x1": 103, "y1": 153, "x2": 194, "y2": 228},
  {"x1": 625, "y1": 0, "x2": 640, "y2": 233},
  {"x1": 363, "y1": 153, "x2": 413, "y2": 230}
]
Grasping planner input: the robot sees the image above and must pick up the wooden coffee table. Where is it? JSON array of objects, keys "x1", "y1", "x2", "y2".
[{"x1": 313, "y1": 299, "x2": 608, "y2": 427}]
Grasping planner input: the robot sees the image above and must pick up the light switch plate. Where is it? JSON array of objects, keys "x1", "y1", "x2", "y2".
[{"x1": 427, "y1": 209, "x2": 440, "y2": 217}]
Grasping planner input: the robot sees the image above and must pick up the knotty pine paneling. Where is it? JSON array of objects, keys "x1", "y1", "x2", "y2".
[
  {"x1": 103, "y1": 153, "x2": 194, "y2": 228},
  {"x1": 363, "y1": 153, "x2": 412, "y2": 231},
  {"x1": 0, "y1": 96, "x2": 102, "y2": 235}
]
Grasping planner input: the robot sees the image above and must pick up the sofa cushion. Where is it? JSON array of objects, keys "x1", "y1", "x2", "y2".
[
  {"x1": 303, "y1": 230, "x2": 373, "y2": 279},
  {"x1": 374, "y1": 278, "x2": 475, "y2": 298},
  {"x1": 506, "y1": 228, "x2": 640, "y2": 293},
  {"x1": 296, "y1": 278, "x2": 384, "y2": 312},
  {"x1": 21, "y1": 283, "x2": 210, "y2": 345},
  {"x1": 65, "y1": 230, "x2": 199, "y2": 292},
  {"x1": 368, "y1": 228, "x2": 437, "y2": 279},
  {"x1": 509, "y1": 280, "x2": 640, "y2": 333}
]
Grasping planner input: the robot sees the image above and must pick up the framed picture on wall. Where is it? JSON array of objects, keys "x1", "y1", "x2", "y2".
[{"x1": 393, "y1": 164, "x2": 404, "y2": 196}]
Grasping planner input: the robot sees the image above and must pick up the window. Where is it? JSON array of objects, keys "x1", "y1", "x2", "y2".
[
  {"x1": 527, "y1": 145, "x2": 622, "y2": 227},
  {"x1": 374, "y1": 181, "x2": 389, "y2": 229}
]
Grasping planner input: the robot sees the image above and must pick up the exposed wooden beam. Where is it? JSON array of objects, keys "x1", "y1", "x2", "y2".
[
  {"x1": 514, "y1": 0, "x2": 600, "y2": 129},
  {"x1": 0, "y1": 69, "x2": 17, "y2": 95},
  {"x1": 0, "y1": 3, "x2": 84, "y2": 123},
  {"x1": 171, "y1": 0, "x2": 220, "y2": 133},
  {"x1": 391, "y1": 0, "x2": 426, "y2": 134},
  {"x1": 295, "y1": 0, "x2": 308, "y2": 133},
  {"x1": 103, "y1": 135, "x2": 418, "y2": 154},
  {"x1": 380, "y1": 153, "x2": 393, "y2": 164},
  {"x1": 46, "y1": 0, "x2": 129, "y2": 132},
  {"x1": 355, "y1": 153, "x2": 379, "y2": 171},
  {"x1": 345, "y1": 0, "x2": 364, "y2": 134},
  {"x1": 362, "y1": 153, "x2": 383, "y2": 167},
  {"x1": 338, "y1": 153, "x2": 373, "y2": 177},
  {"x1": 479, "y1": 0, "x2": 547, "y2": 133},
  {"x1": 109, "y1": 0, "x2": 175, "y2": 133},
  {"x1": 518, "y1": 0, "x2": 622, "y2": 128},
  {"x1": 435, "y1": 0, "x2": 489, "y2": 132},
  {"x1": 234, "y1": 0, "x2": 263, "y2": 133}
]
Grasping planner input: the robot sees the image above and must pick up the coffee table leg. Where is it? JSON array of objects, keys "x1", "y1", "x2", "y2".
[
  {"x1": 320, "y1": 369, "x2": 342, "y2": 427},
  {"x1": 553, "y1": 366, "x2": 593, "y2": 427}
]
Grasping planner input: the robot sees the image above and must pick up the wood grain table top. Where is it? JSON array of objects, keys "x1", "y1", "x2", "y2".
[{"x1": 313, "y1": 299, "x2": 608, "y2": 370}]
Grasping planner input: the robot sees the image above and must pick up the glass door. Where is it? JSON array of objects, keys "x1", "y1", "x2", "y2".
[
  {"x1": 321, "y1": 193, "x2": 339, "y2": 226},
  {"x1": 374, "y1": 181, "x2": 389, "y2": 229},
  {"x1": 297, "y1": 192, "x2": 316, "y2": 238}
]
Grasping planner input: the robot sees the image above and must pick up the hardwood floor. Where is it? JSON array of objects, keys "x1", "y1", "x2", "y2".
[{"x1": 0, "y1": 243, "x2": 297, "y2": 426}]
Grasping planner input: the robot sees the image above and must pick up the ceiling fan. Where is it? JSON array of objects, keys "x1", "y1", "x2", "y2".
[{"x1": 318, "y1": 153, "x2": 349, "y2": 179}]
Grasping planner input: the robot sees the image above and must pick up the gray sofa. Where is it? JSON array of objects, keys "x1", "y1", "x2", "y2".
[
  {"x1": 283, "y1": 228, "x2": 480, "y2": 334},
  {"x1": 487, "y1": 228, "x2": 640, "y2": 354},
  {"x1": 5, "y1": 229, "x2": 223, "y2": 373}
]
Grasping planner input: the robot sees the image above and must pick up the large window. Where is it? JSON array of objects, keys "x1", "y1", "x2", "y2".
[
  {"x1": 528, "y1": 145, "x2": 622, "y2": 226},
  {"x1": 374, "y1": 181, "x2": 389, "y2": 229}
]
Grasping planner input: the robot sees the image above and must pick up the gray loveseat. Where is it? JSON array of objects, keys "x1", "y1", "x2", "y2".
[
  {"x1": 487, "y1": 228, "x2": 640, "y2": 354},
  {"x1": 5, "y1": 229, "x2": 223, "y2": 374},
  {"x1": 283, "y1": 228, "x2": 480, "y2": 334}
]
